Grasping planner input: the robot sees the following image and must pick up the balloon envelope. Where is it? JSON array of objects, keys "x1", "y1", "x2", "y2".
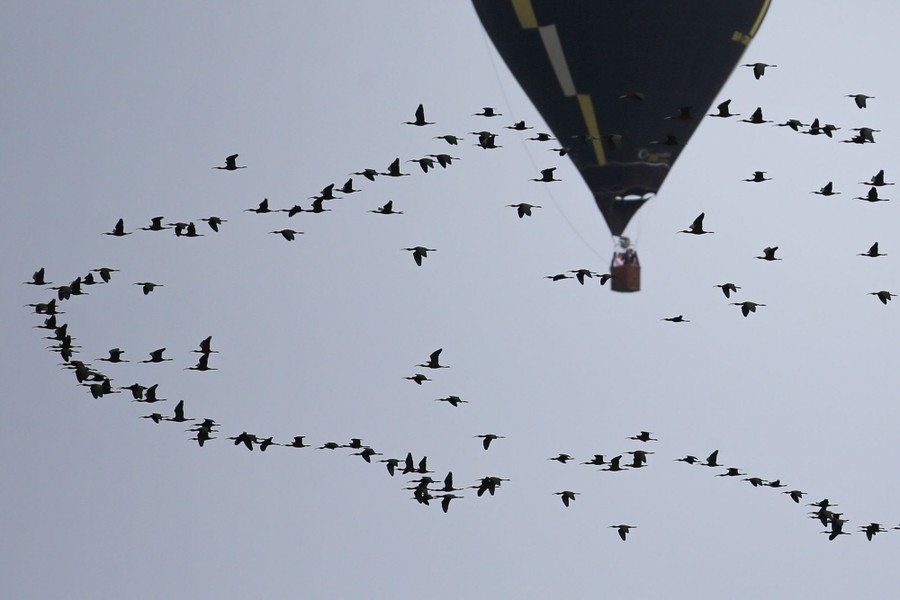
[{"x1": 472, "y1": 0, "x2": 772, "y2": 236}]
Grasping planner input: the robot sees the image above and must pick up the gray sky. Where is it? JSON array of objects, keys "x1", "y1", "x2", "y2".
[{"x1": 5, "y1": 2, "x2": 900, "y2": 597}]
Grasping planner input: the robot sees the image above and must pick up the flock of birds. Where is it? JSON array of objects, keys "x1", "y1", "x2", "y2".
[{"x1": 22, "y1": 60, "x2": 900, "y2": 542}]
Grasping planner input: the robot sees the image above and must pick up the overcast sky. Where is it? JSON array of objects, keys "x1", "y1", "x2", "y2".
[{"x1": 5, "y1": 2, "x2": 900, "y2": 598}]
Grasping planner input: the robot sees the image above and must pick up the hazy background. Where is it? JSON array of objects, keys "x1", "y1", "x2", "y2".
[{"x1": 4, "y1": 2, "x2": 900, "y2": 597}]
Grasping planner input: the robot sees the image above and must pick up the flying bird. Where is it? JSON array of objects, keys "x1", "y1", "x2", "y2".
[
  {"x1": 740, "y1": 107, "x2": 772, "y2": 124},
  {"x1": 714, "y1": 283, "x2": 741, "y2": 298},
  {"x1": 418, "y1": 348, "x2": 448, "y2": 369},
  {"x1": 104, "y1": 218, "x2": 131, "y2": 237},
  {"x1": 212, "y1": 154, "x2": 245, "y2": 170},
  {"x1": 554, "y1": 491, "x2": 580, "y2": 507},
  {"x1": 435, "y1": 395, "x2": 467, "y2": 407},
  {"x1": 731, "y1": 301, "x2": 766, "y2": 317},
  {"x1": 141, "y1": 348, "x2": 172, "y2": 364},
  {"x1": 404, "y1": 103, "x2": 433, "y2": 126},
  {"x1": 610, "y1": 524, "x2": 636, "y2": 541},
  {"x1": 531, "y1": 167, "x2": 561, "y2": 182},
  {"x1": 863, "y1": 170, "x2": 894, "y2": 186},
  {"x1": 474, "y1": 107, "x2": 502, "y2": 117},
  {"x1": 433, "y1": 134, "x2": 463, "y2": 145},
  {"x1": 755, "y1": 246, "x2": 781, "y2": 261},
  {"x1": 403, "y1": 373, "x2": 431, "y2": 385},
  {"x1": 856, "y1": 187, "x2": 889, "y2": 203},
  {"x1": 382, "y1": 158, "x2": 410, "y2": 177},
  {"x1": 427, "y1": 153, "x2": 460, "y2": 168},
  {"x1": 507, "y1": 203, "x2": 541, "y2": 218},
  {"x1": 404, "y1": 246, "x2": 435, "y2": 266},
  {"x1": 743, "y1": 62, "x2": 776, "y2": 79},
  {"x1": 628, "y1": 431, "x2": 657, "y2": 442},
  {"x1": 370, "y1": 201, "x2": 403, "y2": 215},
  {"x1": 869, "y1": 290, "x2": 895, "y2": 304},
  {"x1": 743, "y1": 171, "x2": 771, "y2": 183},
  {"x1": 506, "y1": 120, "x2": 532, "y2": 130},
  {"x1": 859, "y1": 242, "x2": 886, "y2": 258},
  {"x1": 708, "y1": 99, "x2": 738, "y2": 118},
  {"x1": 270, "y1": 229, "x2": 303, "y2": 241},
  {"x1": 679, "y1": 213, "x2": 713, "y2": 234},
  {"x1": 847, "y1": 93, "x2": 874, "y2": 109},
  {"x1": 475, "y1": 433, "x2": 504, "y2": 450},
  {"x1": 812, "y1": 182, "x2": 839, "y2": 196},
  {"x1": 662, "y1": 315, "x2": 689, "y2": 323},
  {"x1": 201, "y1": 216, "x2": 227, "y2": 232},
  {"x1": 134, "y1": 282, "x2": 163, "y2": 295}
]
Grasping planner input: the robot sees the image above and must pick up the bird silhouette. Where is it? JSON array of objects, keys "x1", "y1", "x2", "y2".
[
  {"x1": 531, "y1": 168, "x2": 561, "y2": 182},
  {"x1": 708, "y1": 99, "x2": 738, "y2": 118},
  {"x1": 134, "y1": 282, "x2": 163, "y2": 295},
  {"x1": 404, "y1": 103, "x2": 433, "y2": 126},
  {"x1": 743, "y1": 62, "x2": 776, "y2": 79},
  {"x1": 427, "y1": 153, "x2": 460, "y2": 168},
  {"x1": 433, "y1": 134, "x2": 463, "y2": 145},
  {"x1": 554, "y1": 491, "x2": 580, "y2": 507},
  {"x1": 863, "y1": 170, "x2": 894, "y2": 186},
  {"x1": 140, "y1": 216, "x2": 170, "y2": 232},
  {"x1": 165, "y1": 399, "x2": 192, "y2": 423},
  {"x1": 775, "y1": 118, "x2": 806, "y2": 131},
  {"x1": 141, "y1": 348, "x2": 172, "y2": 364},
  {"x1": 382, "y1": 158, "x2": 410, "y2": 177},
  {"x1": 104, "y1": 218, "x2": 131, "y2": 237},
  {"x1": 403, "y1": 373, "x2": 431, "y2": 385},
  {"x1": 337, "y1": 178, "x2": 359, "y2": 195},
  {"x1": 474, "y1": 107, "x2": 501, "y2": 117},
  {"x1": 548, "y1": 453, "x2": 574, "y2": 463},
  {"x1": 506, "y1": 120, "x2": 532, "y2": 130},
  {"x1": 186, "y1": 353, "x2": 216, "y2": 372},
  {"x1": 662, "y1": 315, "x2": 689, "y2": 323},
  {"x1": 628, "y1": 431, "x2": 657, "y2": 442},
  {"x1": 610, "y1": 524, "x2": 636, "y2": 541},
  {"x1": 869, "y1": 290, "x2": 895, "y2": 304},
  {"x1": 856, "y1": 187, "x2": 889, "y2": 203},
  {"x1": 568, "y1": 269, "x2": 598, "y2": 285},
  {"x1": 731, "y1": 301, "x2": 766, "y2": 317},
  {"x1": 370, "y1": 201, "x2": 403, "y2": 215},
  {"x1": 245, "y1": 199, "x2": 277, "y2": 214},
  {"x1": 212, "y1": 154, "x2": 245, "y2": 170},
  {"x1": 353, "y1": 168, "x2": 379, "y2": 182},
  {"x1": 409, "y1": 157, "x2": 436, "y2": 173},
  {"x1": 435, "y1": 395, "x2": 467, "y2": 407},
  {"x1": 403, "y1": 246, "x2": 435, "y2": 266},
  {"x1": 25, "y1": 267, "x2": 49, "y2": 286},
  {"x1": 270, "y1": 229, "x2": 303, "y2": 241},
  {"x1": 201, "y1": 216, "x2": 227, "y2": 232},
  {"x1": 507, "y1": 203, "x2": 542, "y2": 218},
  {"x1": 716, "y1": 467, "x2": 745, "y2": 477},
  {"x1": 703, "y1": 450, "x2": 721, "y2": 467},
  {"x1": 192, "y1": 336, "x2": 217, "y2": 354},
  {"x1": 847, "y1": 93, "x2": 874, "y2": 109},
  {"x1": 98, "y1": 348, "x2": 126, "y2": 363},
  {"x1": 91, "y1": 267, "x2": 119, "y2": 283},
  {"x1": 743, "y1": 171, "x2": 771, "y2": 183},
  {"x1": 475, "y1": 434, "x2": 504, "y2": 450},
  {"x1": 679, "y1": 213, "x2": 713, "y2": 234},
  {"x1": 756, "y1": 246, "x2": 781, "y2": 261},
  {"x1": 741, "y1": 107, "x2": 772, "y2": 124},
  {"x1": 418, "y1": 348, "x2": 448, "y2": 369},
  {"x1": 310, "y1": 184, "x2": 337, "y2": 201},
  {"x1": 528, "y1": 132, "x2": 554, "y2": 141},
  {"x1": 602, "y1": 455, "x2": 626, "y2": 472},
  {"x1": 582, "y1": 454, "x2": 606, "y2": 466},
  {"x1": 859, "y1": 242, "x2": 886, "y2": 258},
  {"x1": 812, "y1": 181, "x2": 839, "y2": 196},
  {"x1": 714, "y1": 283, "x2": 741, "y2": 298}
]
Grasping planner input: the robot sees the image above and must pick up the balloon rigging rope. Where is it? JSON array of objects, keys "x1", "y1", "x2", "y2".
[{"x1": 480, "y1": 29, "x2": 608, "y2": 265}]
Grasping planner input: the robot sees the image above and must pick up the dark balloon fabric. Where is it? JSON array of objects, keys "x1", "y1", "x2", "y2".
[{"x1": 472, "y1": 0, "x2": 771, "y2": 236}]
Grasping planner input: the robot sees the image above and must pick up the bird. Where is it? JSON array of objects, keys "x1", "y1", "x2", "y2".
[
  {"x1": 755, "y1": 246, "x2": 781, "y2": 261},
  {"x1": 141, "y1": 348, "x2": 172, "y2": 364},
  {"x1": 783, "y1": 490, "x2": 804, "y2": 504},
  {"x1": 709, "y1": 99, "x2": 738, "y2": 118},
  {"x1": 714, "y1": 283, "x2": 741, "y2": 298},
  {"x1": 418, "y1": 348, "x2": 448, "y2": 369},
  {"x1": 474, "y1": 132, "x2": 501, "y2": 149},
  {"x1": 270, "y1": 229, "x2": 302, "y2": 241},
  {"x1": 610, "y1": 524, "x2": 636, "y2": 541},
  {"x1": 850, "y1": 127, "x2": 880, "y2": 144},
  {"x1": 382, "y1": 158, "x2": 410, "y2": 177},
  {"x1": 775, "y1": 118, "x2": 806, "y2": 131},
  {"x1": 104, "y1": 218, "x2": 131, "y2": 237},
  {"x1": 506, "y1": 120, "x2": 532, "y2": 130},
  {"x1": 743, "y1": 171, "x2": 771, "y2": 183},
  {"x1": 192, "y1": 424, "x2": 215, "y2": 447},
  {"x1": 856, "y1": 187, "x2": 889, "y2": 202},
  {"x1": 404, "y1": 103, "x2": 433, "y2": 126},
  {"x1": 766, "y1": 480, "x2": 786, "y2": 489},
  {"x1": 602, "y1": 455, "x2": 626, "y2": 472},
  {"x1": 245, "y1": 199, "x2": 277, "y2": 214},
  {"x1": 860, "y1": 523, "x2": 886, "y2": 541},
  {"x1": 192, "y1": 336, "x2": 217, "y2": 354},
  {"x1": 337, "y1": 178, "x2": 359, "y2": 195},
  {"x1": 140, "y1": 216, "x2": 170, "y2": 232},
  {"x1": 812, "y1": 181, "x2": 839, "y2": 196},
  {"x1": 544, "y1": 273, "x2": 572, "y2": 282},
  {"x1": 743, "y1": 62, "x2": 776, "y2": 79},
  {"x1": 528, "y1": 132, "x2": 554, "y2": 141},
  {"x1": 472, "y1": 476, "x2": 509, "y2": 497},
  {"x1": 863, "y1": 170, "x2": 894, "y2": 186},
  {"x1": 201, "y1": 216, "x2": 227, "y2": 232},
  {"x1": 165, "y1": 399, "x2": 191, "y2": 423},
  {"x1": 869, "y1": 290, "x2": 895, "y2": 304},
  {"x1": 435, "y1": 395, "x2": 467, "y2": 407},
  {"x1": 716, "y1": 467, "x2": 745, "y2": 477},
  {"x1": 352, "y1": 447, "x2": 382, "y2": 463},
  {"x1": 568, "y1": 269, "x2": 598, "y2": 285},
  {"x1": 427, "y1": 153, "x2": 460, "y2": 168},
  {"x1": 90, "y1": 267, "x2": 118, "y2": 283},
  {"x1": 403, "y1": 246, "x2": 435, "y2": 266},
  {"x1": 665, "y1": 106, "x2": 693, "y2": 120},
  {"x1": 703, "y1": 450, "x2": 721, "y2": 467},
  {"x1": 141, "y1": 384, "x2": 165, "y2": 403},
  {"x1": 548, "y1": 454, "x2": 574, "y2": 463},
  {"x1": 307, "y1": 198, "x2": 331, "y2": 214},
  {"x1": 437, "y1": 494, "x2": 463, "y2": 513},
  {"x1": 475, "y1": 434, "x2": 504, "y2": 450},
  {"x1": 353, "y1": 168, "x2": 379, "y2": 182},
  {"x1": 740, "y1": 107, "x2": 772, "y2": 124},
  {"x1": 120, "y1": 383, "x2": 147, "y2": 400},
  {"x1": 134, "y1": 282, "x2": 163, "y2": 295},
  {"x1": 140, "y1": 412, "x2": 164, "y2": 424},
  {"x1": 582, "y1": 454, "x2": 606, "y2": 466},
  {"x1": 403, "y1": 373, "x2": 431, "y2": 385},
  {"x1": 310, "y1": 184, "x2": 337, "y2": 201},
  {"x1": 230, "y1": 432, "x2": 258, "y2": 451},
  {"x1": 507, "y1": 203, "x2": 541, "y2": 218},
  {"x1": 409, "y1": 157, "x2": 436, "y2": 173},
  {"x1": 474, "y1": 107, "x2": 501, "y2": 117},
  {"x1": 212, "y1": 154, "x2": 245, "y2": 170},
  {"x1": 628, "y1": 431, "x2": 657, "y2": 442},
  {"x1": 98, "y1": 348, "x2": 126, "y2": 363},
  {"x1": 743, "y1": 477, "x2": 767, "y2": 487},
  {"x1": 662, "y1": 315, "x2": 689, "y2": 323},
  {"x1": 859, "y1": 242, "x2": 886, "y2": 258},
  {"x1": 554, "y1": 491, "x2": 580, "y2": 507},
  {"x1": 731, "y1": 301, "x2": 766, "y2": 317},
  {"x1": 25, "y1": 267, "x2": 49, "y2": 286},
  {"x1": 598, "y1": 273, "x2": 614, "y2": 286},
  {"x1": 369, "y1": 201, "x2": 403, "y2": 215},
  {"x1": 679, "y1": 213, "x2": 713, "y2": 234},
  {"x1": 675, "y1": 455, "x2": 700, "y2": 465},
  {"x1": 433, "y1": 134, "x2": 463, "y2": 145},
  {"x1": 185, "y1": 353, "x2": 216, "y2": 372},
  {"x1": 378, "y1": 457, "x2": 400, "y2": 476},
  {"x1": 847, "y1": 93, "x2": 874, "y2": 109},
  {"x1": 531, "y1": 168, "x2": 561, "y2": 182},
  {"x1": 285, "y1": 436, "x2": 309, "y2": 449}
]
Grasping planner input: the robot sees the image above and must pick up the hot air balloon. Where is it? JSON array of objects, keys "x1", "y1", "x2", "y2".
[{"x1": 472, "y1": 1, "x2": 771, "y2": 291}]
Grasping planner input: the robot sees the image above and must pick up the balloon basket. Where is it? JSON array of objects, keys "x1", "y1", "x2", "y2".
[{"x1": 610, "y1": 248, "x2": 640, "y2": 292}]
